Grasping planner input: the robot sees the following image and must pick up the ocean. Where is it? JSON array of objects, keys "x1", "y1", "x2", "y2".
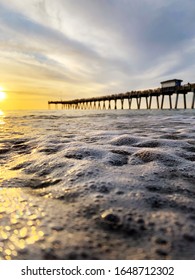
[{"x1": 0, "y1": 109, "x2": 195, "y2": 260}]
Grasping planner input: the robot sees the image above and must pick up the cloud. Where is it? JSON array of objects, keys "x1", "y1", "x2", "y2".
[{"x1": 0, "y1": 0, "x2": 195, "y2": 106}]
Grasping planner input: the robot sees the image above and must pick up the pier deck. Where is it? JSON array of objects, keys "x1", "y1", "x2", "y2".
[{"x1": 48, "y1": 83, "x2": 195, "y2": 110}]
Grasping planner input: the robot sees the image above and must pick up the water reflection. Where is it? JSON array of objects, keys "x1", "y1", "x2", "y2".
[
  {"x1": 0, "y1": 110, "x2": 5, "y2": 124},
  {"x1": 0, "y1": 188, "x2": 45, "y2": 260}
]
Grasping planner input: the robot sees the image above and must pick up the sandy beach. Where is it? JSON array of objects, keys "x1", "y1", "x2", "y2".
[{"x1": 1, "y1": 110, "x2": 195, "y2": 260}]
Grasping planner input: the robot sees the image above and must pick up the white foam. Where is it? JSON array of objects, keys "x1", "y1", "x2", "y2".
[{"x1": 1, "y1": 109, "x2": 195, "y2": 259}]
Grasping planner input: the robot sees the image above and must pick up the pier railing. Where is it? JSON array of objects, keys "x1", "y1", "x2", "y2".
[{"x1": 48, "y1": 83, "x2": 195, "y2": 110}]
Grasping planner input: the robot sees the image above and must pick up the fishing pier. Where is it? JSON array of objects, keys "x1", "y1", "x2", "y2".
[{"x1": 48, "y1": 79, "x2": 195, "y2": 110}]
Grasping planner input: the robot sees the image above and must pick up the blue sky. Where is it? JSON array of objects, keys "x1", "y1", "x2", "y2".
[{"x1": 0, "y1": 0, "x2": 195, "y2": 109}]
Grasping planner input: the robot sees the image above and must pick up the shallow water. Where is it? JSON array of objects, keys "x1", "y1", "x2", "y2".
[{"x1": 0, "y1": 109, "x2": 195, "y2": 259}]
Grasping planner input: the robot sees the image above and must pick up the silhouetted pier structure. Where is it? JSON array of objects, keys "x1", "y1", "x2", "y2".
[{"x1": 48, "y1": 80, "x2": 195, "y2": 110}]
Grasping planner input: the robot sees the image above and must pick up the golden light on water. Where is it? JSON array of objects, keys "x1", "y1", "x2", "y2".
[
  {"x1": 0, "y1": 87, "x2": 6, "y2": 101},
  {"x1": 0, "y1": 110, "x2": 5, "y2": 125},
  {"x1": 0, "y1": 188, "x2": 45, "y2": 260}
]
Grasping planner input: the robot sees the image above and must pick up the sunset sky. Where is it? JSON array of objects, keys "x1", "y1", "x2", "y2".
[{"x1": 0, "y1": 0, "x2": 195, "y2": 110}]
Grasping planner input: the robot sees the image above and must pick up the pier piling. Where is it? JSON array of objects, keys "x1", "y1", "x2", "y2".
[{"x1": 48, "y1": 82, "x2": 195, "y2": 110}]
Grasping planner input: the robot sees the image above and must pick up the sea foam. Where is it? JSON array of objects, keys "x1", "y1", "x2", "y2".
[{"x1": 0, "y1": 109, "x2": 195, "y2": 260}]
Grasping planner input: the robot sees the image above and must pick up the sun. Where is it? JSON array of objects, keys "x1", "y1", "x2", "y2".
[{"x1": 0, "y1": 87, "x2": 6, "y2": 101}]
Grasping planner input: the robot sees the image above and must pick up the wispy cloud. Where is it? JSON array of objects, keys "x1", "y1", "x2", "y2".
[{"x1": 0, "y1": 0, "x2": 195, "y2": 108}]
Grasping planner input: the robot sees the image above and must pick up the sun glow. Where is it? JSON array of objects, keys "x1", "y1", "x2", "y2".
[{"x1": 0, "y1": 87, "x2": 6, "y2": 101}]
